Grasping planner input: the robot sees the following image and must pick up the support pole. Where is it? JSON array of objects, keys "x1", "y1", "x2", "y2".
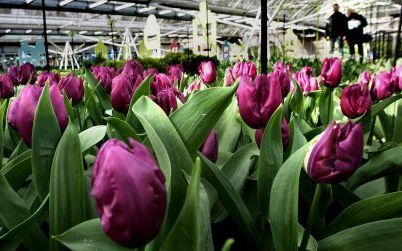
[
  {"x1": 394, "y1": 6, "x2": 402, "y2": 67},
  {"x1": 261, "y1": 0, "x2": 267, "y2": 74},
  {"x1": 41, "y1": 0, "x2": 49, "y2": 70},
  {"x1": 206, "y1": 1, "x2": 210, "y2": 58}
]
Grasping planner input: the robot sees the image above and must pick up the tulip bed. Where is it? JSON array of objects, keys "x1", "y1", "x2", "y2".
[{"x1": 0, "y1": 57, "x2": 402, "y2": 251}]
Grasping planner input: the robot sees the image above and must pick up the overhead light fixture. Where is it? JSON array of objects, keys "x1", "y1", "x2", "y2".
[
  {"x1": 59, "y1": 0, "x2": 74, "y2": 6},
  {"x1": 109, "y1": 31, "x2": 118, "y2": 35},
  {"x1": 5, "y1": 29, "x2": 11, "y2": 33},
  {"x1": 138, "y1": 6, "x2": 156, "y2": 13},
  {"x1": 115, "y1": 3, "x2": 135, "y2": 10},
  {"x1": 79, "y1": 30, "x2": 88, "y2": 34},
  {"x1": 225, "y1": 16, "x2": 242, "y2": 21},
  {"x1": 63, "y1": 30, "x2": 71, "y2": 34},
  {"x1": 89, "y1": 0, "x2": 108, "y2": 9},
  {"x1": 26, "y1": 29, "x2": 32, "y2": 34},
  {"x1": 26, "y1": 0, "x2": 35, "y2": 3},
  {"x1": 177, "y1": 13, "x2": 186, "y2": 17},
  {"x1": 47, "y1": 29, "x2": 52, "y2": 33},
  {"x1": 159, "y1": 9, "x2": 172, "y2": 15},
  {"x1": 94, "y1": 31, "x2": 103, "y2": 35}
]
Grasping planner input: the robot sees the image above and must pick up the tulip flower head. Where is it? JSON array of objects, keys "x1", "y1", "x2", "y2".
[
  {"x1": 391, "y1": 65, "x2": 402, "y2": 90},
  {"x1": 232, "y1": 61, "x2": 257, "y2": 80},
  {"x1": 18, "y1": 62, "x2": 37, "y2": 85},
  {"x1": 92, "y1": 66, "x2": 115, "y2": 93},
  {"x1": 7, "y1": 98, "x2": 20, "y2": 129},
  {"x1": 143, "y1": 68, "x2": 159, "y2": 79},
  {"x1": 121, "y1": 60, "x2": 143, "y2": 79},
  {"x1": 340, "y1": 83, "x2": 372, "y2": 118},
  {"x1": 293, "y1": 67, "x2": 319, "y2": 95},
  {"x1": 0, "y1": 74, "x2": 14, "y2": 98},
  {"x1": 370, "y1": 70, "x2": 396, "y2": 101},
  {"x1": 167, "y1": 64, "x2": 184, "y2": 84},
  {"x1": 273, "y1": 62, "x2": 292, "y2": 97},
  {"x1": 200, "y1": 130, "x2": 219, "y2": 163},
  {"x1": 111, "y1": 74, "x2": 135, "y2": 113},
  {"x1": 358, "y1": 71, "x2": 371, "y2": 87},
  {"x1": 198, "y1": 61, "x2": 217, "y2": 84},
  {"x1": 151, "y1": 73, "x2": 174, "y2": 95},
  {"x1": 91, "y1": 138, "x2": 166, "y2": 247},
  {"x1": 305, "y1": 121, "x2": 364, "y2": 184},
  {"x1": 320, "y1": 58, "x2": 342, "y2": 88},
  {"x1": 255, "y1": 118, "x2": 290, "y2": 148},
  {"x1": 183, "y1": 81, "x2": 207, "y2": 96},
  {"x1": 37, "y1": 71, "x2": 60, "y2": 87},
  {"x1": 58, "y1": 74, "x2": 84, "y2": 105},
  {"x1": 7, "y1": 66, "x2": 19, "y2": 86},
  {"x1": 236, "y1": 74, "x2": 283, "y2": 129}
]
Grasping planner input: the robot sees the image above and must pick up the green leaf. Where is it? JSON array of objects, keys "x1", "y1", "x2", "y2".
[
  {"x1": 318, "y1": 86, "x2": 334, "y2": 125},
  {"x1": 258, "y1": 105, "x2": 283, "y2": 219},
  {"x1": 64, "y1": 93, "x2": 74, "y2": 121},
  {"x1": 160, "y1": 158, "x2": 202, "y2": 251},
  {"x1": 126, "y1": 75, "x2": 152, "y2": 131},
  {"x1": 54, "y1": 218, "x2": 131, "y2": 251},
  {"x1": 0, "y1": 195, "x2": 48, "y2": 251},
  {"x1": 270, "y1": 144, "x2": 309, "y2": 251},
  {"x1": 84, "y1": 84, "x2": 104, "y2": 125},
  {"x1": 170, "y1": 85, "x2": 237, "y2": 157},
  {"x1": 133, "y1": 96, "x2": 193, "y2": 251},
  {"x1": 297, "y1": 224, "x2": 317, "y2": 251},
  {"x1": 199, "y1": 154, "x2": 259, "y2": 247},
  {"x1": 347, "y1": 146, "x2": 402, "y2": 190},
  {"x1": 215, "y1": 98, "x2": 242, "y2": 152},
  {"x1": 370, "y1": 94, "x2": 402, "y2": 117},
  {"x1": 1, "y1": 150, "x2": 32, "y2": 190},
  {"x1": 106, "y1": 117, "x2": 139, "y2": 141},
  {"x1": 50, "y1": 122, "x2": 87, "y2": 251},
  {"x1": 32, "y1": 84, "x2": 62, "y2": 200},
  {"x1": 0, "y1": 172, "x2": 48, "y2": 250},
  {"x1": 0, "y1": 102, "x2": 6, "y2": 169},
  {"x1": 318, "y1": 218, "x2": 402, "y2": 251},
  {"x1": 79, "y1": 125, "x2": 107, "y2": 152},
  {"x1": 392, "y1": 101, "x2": 402, "y2": 143},
  {"x1": 290, "y1": 83, "x2": 304, "y2": 116},
  {"x1": 288, "y1": 118, "x2": 307, "y2": 155},
  {"x1": 220, "y1": 239, "x2": 235, "y2": 251},
  {"x1": 83, "y1": 70, "x2": 112, "y2": 110},
  {"x1": 324, "y1": 192, "x2": 402, "y2": 236}
]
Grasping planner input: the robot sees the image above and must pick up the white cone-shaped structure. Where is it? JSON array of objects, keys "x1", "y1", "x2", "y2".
[
  {"x1": 117, "y1": 27, "x2": 139, "y2": 60},
  {"x1": 59, "y1": 41, "x2": 80, "y2": 70}
]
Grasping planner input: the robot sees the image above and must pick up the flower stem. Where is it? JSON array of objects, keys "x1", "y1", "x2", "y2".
[{"x1": 299, "y1": 183, "x2": 324, "y2": 251}]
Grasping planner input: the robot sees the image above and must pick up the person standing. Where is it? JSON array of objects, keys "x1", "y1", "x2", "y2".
[
  {"x1": 326, "y1": 4, "x2": 348, "y2": 56},
  {"x1": 346, "y1": 9, "x2": 368, "y2": 63}
]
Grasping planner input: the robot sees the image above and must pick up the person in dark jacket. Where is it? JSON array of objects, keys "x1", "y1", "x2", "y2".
[
  {"x1": 346, "y1": 9, "x2": 368, "y2": 63},
  {"x1": 326, "y1": 4, "x2": 348, "y2": 56}
]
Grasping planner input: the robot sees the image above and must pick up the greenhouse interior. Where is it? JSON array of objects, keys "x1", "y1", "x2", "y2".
[{"x1": 0, "y1": 0, "x2": 401, "y2": 250}]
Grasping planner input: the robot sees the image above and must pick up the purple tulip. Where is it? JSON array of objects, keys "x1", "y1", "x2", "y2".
[
  {"x1": 198, "y1": 61, "x2": 217, "y2": 84},
  {"x1": 200, "y1": 130, "x2": 218, "y2": 163},
  {"x1": 121, "y1": 60, "x2": 143, "y2": 79},
  {"x1": 0, "y1": 74, "x2": 14, "y2": 98},
  {"x1": 255, "y1": 118, "x2": 289, "y2": 148},
  {"x1": 111, "y1": 74, "x2": 134, "y2": 113},
  {"x1": 7, "y1": 66, "x2": 19, "y2": 86},
  {"x1": 305, "y1": 121, "x2": 364, "y2": 184},
  {"x1": 225, "y1": 67, "x2": 235, "y2": 86},
  {"x1": 370, "y1": 71, "x2": 396, "y2": 101},
  {"x1": 320, "y1": 58, "x2": 342, "y2": 88},
  {"x1": 236, "y1": 74, "x2": 282, "y2": 129},
  {"x1": 151, "y1": 74, "x2": 174, "y2": 95},
  {"x1": 13, "y1": 85, "x2": 67, "y2": 146},
  {"x1": 92, "y1": 67, "x2": 115, "y2": 93},
  {"x1": 340, "y1": 83, "x2": 372, "y2": 119},
  {"x1": 143, "y1": 68, "x2": 159, "y2": 79},
  {"x1": 391, "y1": 65, "x2": 402, "y2": 90},
  {"x1": 232, "y1": 62, "x2": 257, "y2": 80},
  {"x1": 58, "y1": 74, "x2": 84, "y2": 105},
  {"x1": 183, "y1": 81, "x2": 206, "y2": 96},
  {"x1": 37, "y1": 71, "x2": 60, "y2": 86},
  {"x1": 359, "y1": 71, "x2": 371, "y2": 87},
  {"x1": 91, "y1": 138, "x2": 166, "y2": 247},
  {"x1": 273, "y1": 62, "x2": 292, "y2": 97},
  {"x1": 293, "y1": 67, "x2": 319, "y2": 95},
  {"x1": 7, "y1": 98, "x2": 20, "y2": 129},
  {"x1": 18, "y1": 62, "x2": 37, "y2": 85},
  {"x1": 167, "y1": 64, "x2": 184, "y2": 83}
]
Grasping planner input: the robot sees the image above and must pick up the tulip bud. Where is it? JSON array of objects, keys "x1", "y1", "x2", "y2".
[
  {"x1": 304, "y1": 121, "x2": 364, "y2": 183},
  {"x1": 92, "y1": 67, "x2": 115, "y2": 93},
  {"x1": 18, "y1": 62, "x2": 37, "y2": 85},
  {"x1": 37, "y1": 71, "x2": 60, "y2": 86},
  {"x1": 7, "y1": 66, "x2": 19, "y2": 86},
  {"x1": 200, "y1": 130, "x2": 218, "y2": 163},
  {"x1": 391, "y1": 65, "x2": 402, "y2": 90},
  {"x1": 236, "y1": 74, "x2": 282, "y2": 129},
  {"x1": 255, "y1": 118, "x2": 289, "y2": 148},
  {"x1": 151, "y1": 74, "x2": 174, "y2": 95},
  {"x1": 15, "y1": 85, "x2": 67, "y2": 146},
  {"x1": 359, "y1": 71, "x2": 371, "y2": 87},
  {"x1": 7, "y1": 98, "x2": 20, "y2": 129},
  {"x1": 143, "y1": 68, "x2": 159, "y2": 79},
  {"x1": 152, "y1": 86, "x2": 185, "y2": 115},
  {"x1": 370, "y1": 71, "x2": 396, "y2": 101},
  {"x1": 183, "y1": 81, "x2": 207, "y2": 96},
  {"x1": 293, "y1": 67, "x2": 319, "y2": 95},
  {"x1": 121, "y1": 60, "x2": 143, "y2": 79},
  {"x1": 225, "y1": 67, "x2": 234, "y2": 86},
  {"x1": 273, "y1": 62, "x2": 292, "y2": 97},
  {"x1": 232, "y1": 62, "x2": 257, "y2": 80},
  {"x1": 58, "y1": 74, "x2": 84, "y2": 105},
  {"x1": 0, "y1": 74, "x2": 14, "y2": 98},
  {"x1": 198, "y1": 61, "x2": 217, "y2": 84},
  {"x1": 340, "y1": 83, "x2": 372, "y2": 118},
  {"x1": 320, "y1": 58, "x2": 342, "y2": 88},
  {"x1": 167, "y1": 64, "x2": 184, "y2": 83},
  {"x1": 91, "y1": 138, "x2": 166, "y2": 247},
  {"x1": 111, "y1": 74, "x2": 134, "y2": 113}
]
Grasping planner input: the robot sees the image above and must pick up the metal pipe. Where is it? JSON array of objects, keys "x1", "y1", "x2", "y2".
[
  {"x1": 261, "y1": 0, "x2": 267, "y2": 74},
  {"x1": 41, "y1": 0, "x2": 49, "y2": 70}
]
